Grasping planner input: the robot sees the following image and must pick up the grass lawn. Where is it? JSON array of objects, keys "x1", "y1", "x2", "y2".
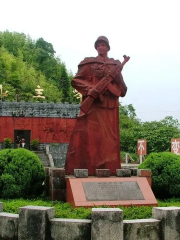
[{"x1": 1, "y1": 197, "x2": 180, "y2": 220}]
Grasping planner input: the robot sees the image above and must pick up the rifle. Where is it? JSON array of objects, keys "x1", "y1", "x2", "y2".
[{"x1": 80, "y1": 55, "x2": 130, "y2": 114}]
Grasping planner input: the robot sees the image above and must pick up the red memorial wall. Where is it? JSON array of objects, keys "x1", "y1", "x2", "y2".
[{"x1": 0, "y1": 117, "x2": 76, "y2": 143}]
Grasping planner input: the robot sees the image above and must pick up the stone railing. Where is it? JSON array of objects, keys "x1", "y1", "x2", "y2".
[
  {"x1": 45, "y1": 145, "x2": 54, "y2": 168},
  {"x1": 0, "y1": 202, "x2": 180, "y2": 240},
  {"x1": 45, "y1": 144, "x2": 68, "y2": 168}
]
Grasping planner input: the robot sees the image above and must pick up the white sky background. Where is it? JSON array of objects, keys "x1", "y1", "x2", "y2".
[{"x1": 0, "y1": 0, "x2": 180, "y2": 122}]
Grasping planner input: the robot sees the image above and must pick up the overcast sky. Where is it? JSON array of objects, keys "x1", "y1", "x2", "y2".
[{"x1": 1, "y1": 0, "x2": 180, "y2": 122}]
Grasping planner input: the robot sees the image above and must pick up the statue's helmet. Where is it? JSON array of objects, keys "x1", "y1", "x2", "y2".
[{"x1": 94, "y1": 36, "x2": 110, "y2": 50}]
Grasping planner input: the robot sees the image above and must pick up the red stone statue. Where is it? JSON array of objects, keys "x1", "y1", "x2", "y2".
[{"x1": 66, "y1": 36, "x2": 128, "y2": 175}]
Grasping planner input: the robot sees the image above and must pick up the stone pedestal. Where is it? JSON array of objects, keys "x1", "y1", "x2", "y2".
[
  {"x1": 18, "y1": 206, "x2": 55, "y2": 240},
  {"x1": 49, "y1": 168, "x2": 66, "y2": 201},
  {"x1": 137, "y1": 169, "x2": 152, "y2": 187},
  {"x1": 123, "y1": 219, "x2": 160, "y2": 240},
  {"x1": 66, "y1": 177, "x2": 158, "y2": 207},
  {"x1": 91, "y1": 208, "x2": 123, "y2": 240},
  {"x1": 74, "y1": 169, "x2": 88, "y2": 178},
  {"x1": 153, "y1": 207, "x2": 180, "y2": 240},
  {"x1": 95, "y1": 169, "x2": 110, "y2": 177},
  {"x1": 116, "y1": 169, "x2": 131, "y2": 177},
  {"x1": 0, "y1": 213, "x2": 19, "y2": 240},
  {"x1": 130, "y1": 168, "x2": 138, "y2": 176},
  {"x1": 45, "y1": 167, "x2": 50, "y2": 197}
]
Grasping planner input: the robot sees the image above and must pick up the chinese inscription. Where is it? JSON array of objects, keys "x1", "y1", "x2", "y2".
[{"x1": 83, "y1": 181, "x2": 145, "y2": 201}]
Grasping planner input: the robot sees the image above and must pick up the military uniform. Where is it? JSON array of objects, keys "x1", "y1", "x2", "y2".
[{"x1": 66, "y1": 55, "x2": 127, "y2": 175}]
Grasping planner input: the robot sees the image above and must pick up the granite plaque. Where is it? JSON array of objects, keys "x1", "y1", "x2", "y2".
[
  {"x1": 66, "y1": 177, "x2": 158, "y2": 207},
  {"x1": 82, "y1": 181, "x2": 144, "y2": 201}
]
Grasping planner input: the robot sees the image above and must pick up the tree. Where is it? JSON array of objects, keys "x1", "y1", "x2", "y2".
[
  {"x1": 140, "y1": 116, "x2": 180, "y2": 153},
  {"x1": 0, "y1": 46, "x2": 62, "y2": 102},
  {"x1": 0, "y1": 31, "x2": 26, "y2": 57},
  {"x1": 120, "y1": 104, "x2": 141, "y2": 153},
  {"x1": 119, "y1": 104, "x2": 180, "y2": 154},
  {"x1": 0, "y1": 31, "x2": 80, "y2": 103},
  {"x1": 59, "y1": 64, "x2": 71, "y2": 103}
]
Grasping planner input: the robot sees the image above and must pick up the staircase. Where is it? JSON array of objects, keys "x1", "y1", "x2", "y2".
[{"x1": 33, "y1": 151, "x2": 50, "y2": 167}]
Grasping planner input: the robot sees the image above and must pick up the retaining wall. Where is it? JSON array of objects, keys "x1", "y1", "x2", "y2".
[
  {"x1": 0, "y1": 202, "x2": 180, "y2": 240},
  {"x1": 0, "y1": 101, "x2": 80, "y2": 150}
]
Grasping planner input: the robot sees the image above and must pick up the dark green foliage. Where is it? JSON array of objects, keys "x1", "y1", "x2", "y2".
[
  {"x1": 1, "y1": 197, "x2": 180, "y2": 220},
  {"x1": 0, "y1": 30, "x2": 76, "y2": 103},
  {"x1": 141, "y1": 117, "x2": 180, "y2": 152},
  {"x1": 120, "y1": 104, "x2": 180, "y2": 154},
  {"x1": 139, "y1": 152, "x2": 180, "y2": 198},
  {"x1": 120, "y1": 104, "x2": 142, "y2": 153},
  {"x1": 59, "y1": 64, "x2": 71, "y2": 103},
  {"x1": 121, "y1": 205, "x2": 152, "y2": 219},
  {"x1": 3, "y1": 138, "x2": 12, "y2": 148},
  {"x1": 0, "y1": 149, "x2": 45, "y2": 198},
  {"x1": 30, "y1": 138, "x2": 39, "y2": 150}
]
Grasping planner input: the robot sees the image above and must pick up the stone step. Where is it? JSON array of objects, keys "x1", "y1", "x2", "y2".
[{"x1": 33, "y1": 151, "x2": 50, "y2": 167}]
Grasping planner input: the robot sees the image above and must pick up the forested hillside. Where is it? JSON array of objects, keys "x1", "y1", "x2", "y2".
[{"x1": 0, "y1": 31, "x2": 76, "y2": 103}]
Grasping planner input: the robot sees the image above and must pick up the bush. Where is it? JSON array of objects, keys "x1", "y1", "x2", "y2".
[
  {"x1": 30, "y1": 138, "x2": 39, "y2": 150},
  {"x1": 0, "y1": 148, "x2": 45, "y2": 198},
  {"x1": 120, "y1": 151, "x2": 138, "y2": 163},
  {"x1": 3, "y1": 138, "x2": 12, "y2": 149},
  {"x1": 138, "y1": 152, "x2": 180, "y2": 198}
]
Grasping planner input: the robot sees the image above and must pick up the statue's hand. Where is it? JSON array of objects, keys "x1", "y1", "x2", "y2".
[
  {"x1": 87, "y1": 88, "x2": 99, "y2": 99},
  {"x1": 109, "y1": 64, "x2": 123, "y2": 79}
]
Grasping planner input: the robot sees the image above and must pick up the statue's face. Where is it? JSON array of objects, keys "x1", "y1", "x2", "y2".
[{"x1": 96, "y1": 41, "x2": 109, "y2": 57}]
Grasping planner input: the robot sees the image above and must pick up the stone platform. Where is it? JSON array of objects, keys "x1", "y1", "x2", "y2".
[{"x1": 66, "y1": 177, "x2": 157, "y2": 208}]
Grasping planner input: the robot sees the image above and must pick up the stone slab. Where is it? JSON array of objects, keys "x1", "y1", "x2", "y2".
[
  {"x1": 50, "y1": 176, "x2": 66, "y2": 189},
  {"x1": 18, "y1": 206, "x2": 55, "y2": 240},
  {"x1": 50, "y1": 168, "x2": 65, "y2": 178},
  {"x1": 95, "y1": 169, "x2": 110, "y2": 177},
  {"x1": 0, "y1": 213, "x2": 19, "y2": 240},
  {"x1": 74, "y1": 169, "x2": 88, "y2": 178},
  {"x1": 91, "y1": 208, "x2": 123, "y2": 240},
  {"x1": 130, "y1": 168, "x2": 138, "y2": 176},
  {"x1": 123, "y1": 219, "x2": 160, "y2": 240},
  {"x1": 50, "y1": 218, "x2": 91, "y2": 240},
  {"x1": 66, "y1": 177, "x2": 158, "y2": 207},
  {"x1": 153, "y1": 207, "x2": 180, "y2": 240},
  {"x1": 116, "y1": 169, "x2": 131, "y2": 177},
  {"x1": 83, "y1": 181, "x2": 144, "y2": 201},
  {"x1": 49, "y1": 188, "x2": 66, "y2": 201}
]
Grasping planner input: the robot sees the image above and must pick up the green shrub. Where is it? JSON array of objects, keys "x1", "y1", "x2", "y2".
[
  {"x1": 120, "y1": 151, "x2": 126, "y2": 162},
  {"x1": 30, "y1": 138, "x2": 39, "y2": 150},
  {"x1": 138, "y1": 152, "x2": 180, "y2": 198},
  {"x1": 3, "y1": 138, "x2": 12, "y2": 149},
  {"x1": 0, "y1": 148, "x2": 45, "y2": 198},
  {"x1": 120, "y1": 151, "x2": 138, "y2": 163}
]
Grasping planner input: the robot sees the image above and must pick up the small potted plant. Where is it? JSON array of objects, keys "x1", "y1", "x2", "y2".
[
  {"x1": 3, "y1": 138, "x2": 12, "y2": 149},
  {"x1": 30, "y1": 138, "x2": 39, "y2": 151}
]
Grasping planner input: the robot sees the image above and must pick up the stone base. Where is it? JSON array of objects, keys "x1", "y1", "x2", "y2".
[
  {"x1": 74, "y1": 169, "x2": 88, "y2": 178},
  {"x1": 116, "y1": 169, "x2": 131, "y2": 177},
  {"x1": 95, "y1": 169, "x2": 110, "y2": 177},
  {"x1": 66, "y1": 177, "x2": 158, "y2": 208}
]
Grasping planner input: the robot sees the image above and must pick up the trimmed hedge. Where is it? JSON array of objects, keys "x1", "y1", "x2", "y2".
[
  {"x1": 0, "y1": 148, "x2": 45, "y2": 198},
  {"x1": 139, "y1": 152, "x2": 180, "y2": 198}
]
